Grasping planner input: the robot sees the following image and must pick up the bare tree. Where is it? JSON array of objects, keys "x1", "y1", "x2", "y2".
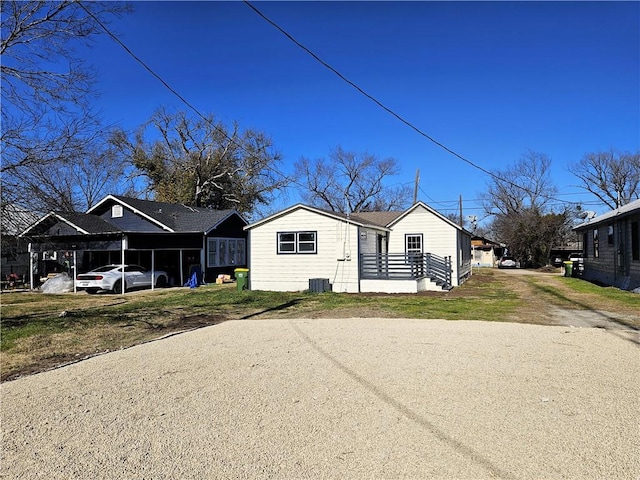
[
  {"x1": 569, "y1": 149, "x2": 640, "y2": 209},
  {"x1": 491, "y1": 209, "x2": 571, "y2": 267},
  {"x1": 481, "y1": 150, "x2": 558, "y2": 216},
  {"x1": 481, "y1": 150, "x2": 570, "y2": 267},
  {"x1": 113, "y1": 108, "x2": 289, "y2": 214},
  {"x1": 294, "y1": 147, "x2": 412, "y2": 213},
  {"x1": 1, "y1": 0, "x2": 131, "y2": 214}
]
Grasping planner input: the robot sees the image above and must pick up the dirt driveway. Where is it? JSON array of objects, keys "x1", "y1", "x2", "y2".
[{"x1": 489, "y1": 269, "x2": 639, "y2": 331}]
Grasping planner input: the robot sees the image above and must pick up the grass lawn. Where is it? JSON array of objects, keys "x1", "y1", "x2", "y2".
[{"x1": 1, "y1": 269, "x2": 637, "y2": 381}]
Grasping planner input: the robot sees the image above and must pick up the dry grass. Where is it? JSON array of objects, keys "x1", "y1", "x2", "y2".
[{"x1": 2, "y1": 270, "x2": 638, "y2": 381}]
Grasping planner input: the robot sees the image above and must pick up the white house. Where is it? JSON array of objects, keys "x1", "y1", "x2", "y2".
[
  {"x1": 244, "y1": 202, "x2": 472, "y2": 293},
  {"x1": 471, "y1": 236, "x2": 504, "y2": 267}
]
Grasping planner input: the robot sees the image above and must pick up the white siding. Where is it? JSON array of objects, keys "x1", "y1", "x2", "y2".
[
  {"x1": 388, "y1": 205, "x2": 463, "y2": 285},
  {"x1": 248, "y1": 209, "x2": 361, "y2": 292}
]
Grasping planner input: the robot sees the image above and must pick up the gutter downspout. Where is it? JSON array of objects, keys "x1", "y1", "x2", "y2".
[
  {"x1": 73, "y1": 250, "x2": 77, "y2": 293},
  {"x1": 121, "y1": 235, "x2": 126, "y2": 295},
  {"x1": 356, "y1": 225, "x2": 361, "y2": 293},
  {"x1": 28, "y1": 243, "x2": 34, "y2": 291},
  {"x1": 151, "y1": 249, "x2": 155, "y2": 291},
  {"x1": 201, "y1": 235, "x2": 206, "y2": 284}
]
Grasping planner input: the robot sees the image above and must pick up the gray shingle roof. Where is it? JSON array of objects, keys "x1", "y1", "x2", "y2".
[
  {"x1": 350, "y1": 211, "x2": 404, "y2": 228},
  {"x1": 574, "y1": 198, "x2": 640, "y2": 230},
  {"x1": 110, "y1": 196, "x2": 241, "y2": 232},
  {"x1": 59, "y1": 212, "x2": 124, "y2": 233},
  {"x1": 245, "y1": 204, "x2": 398, "y2": 231}
]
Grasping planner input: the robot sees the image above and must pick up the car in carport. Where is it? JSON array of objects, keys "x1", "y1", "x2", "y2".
[{"x1": 76, "y1": 264, "x2": 168, "y2": 294}]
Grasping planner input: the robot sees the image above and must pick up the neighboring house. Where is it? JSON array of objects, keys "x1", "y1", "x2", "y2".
[
  {"x1": 244, "y1": 202, "x2": 472, "y2": 293},
  {"x1": 471, "y1": 236, "x2": 504, "y2": 267},
  {"x1": 572, "y1": 198, "x2": 640, "y2": 291},
  {"x1": 20, "y1": 195, "x2": 247, "y2": 288},
  {"x1": 1, "y1": 204, "x2": 39, "y2": 285}
]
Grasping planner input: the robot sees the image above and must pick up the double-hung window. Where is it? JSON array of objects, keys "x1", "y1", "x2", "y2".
[
  {"x1": 405, "y1": 234, "x2": 423, "y2": 256},
  {"x1": 207, "y1": 238, "x2": 246, "y2": 267},
  {"x1": 278, "y1": 232, "x2": 317, "y2": 254}
]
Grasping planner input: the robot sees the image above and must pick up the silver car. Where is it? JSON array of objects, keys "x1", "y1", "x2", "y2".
[{"x1": 75, "y1": 264, "x2": 168, "y2": 294}]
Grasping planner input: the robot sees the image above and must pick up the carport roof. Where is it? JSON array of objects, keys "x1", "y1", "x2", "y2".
[{"x1": 21, "y1": 212, "x2": 123, "y2": 236}]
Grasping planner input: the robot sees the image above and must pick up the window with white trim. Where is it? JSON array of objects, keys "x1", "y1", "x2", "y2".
[
  {"x1": 207, "y1": 238, "x2": 246, "y2": 267},
  {"x1": 277, "y1": 231, "x2": 317, "y2": 254},
  {"x1": 405, "y1": 234, "x2": 423, "y2": 255},
  {"x1": 405, "y1": 233, "x2": 424, "y2": 275}
]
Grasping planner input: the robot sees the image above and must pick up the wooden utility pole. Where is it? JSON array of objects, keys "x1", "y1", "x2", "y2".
[
  {"x1": 459, "y1": 195, "x2": 463, "y2": 227},
  {"x1": 413, "y1": 169, "x2": 420, "y2": 204}
]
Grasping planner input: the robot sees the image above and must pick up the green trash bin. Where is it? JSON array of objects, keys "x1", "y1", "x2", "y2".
[
  {"x1": 563, "y1": 261, "x2": 573, "y2": 277},
  {"x1": 235, "y1": 268, "x2": 249, "y2": 291}
]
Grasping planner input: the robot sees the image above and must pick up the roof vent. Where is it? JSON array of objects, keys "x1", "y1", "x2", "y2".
[{"x1": 111, "y1": 205, "x2": 123, "y2": 218}]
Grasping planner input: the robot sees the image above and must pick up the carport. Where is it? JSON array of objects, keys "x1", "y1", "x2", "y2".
[{"x1": 19, "y1": 195, "x2": 248, "y2": 292}]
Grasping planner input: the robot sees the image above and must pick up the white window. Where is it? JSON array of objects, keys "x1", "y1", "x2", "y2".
[
  {"x1": 112, "y1": 205, "x2": 123, "y2": 218},
  {"x1": 298, "y1": 232, "x2": 316, "y2": 252},
  {"x1": 207, "y1": 238, "x2": 246, "y2": 267},
  {"x1": 405, "y1": 234, "x2": 423, "y2": 254},
  {"x1": 278, "y1": 231, "x2": 317, "y2": 254},
  {"x1": 405, "y1": 233, "x2": 424, "y2": 275}
]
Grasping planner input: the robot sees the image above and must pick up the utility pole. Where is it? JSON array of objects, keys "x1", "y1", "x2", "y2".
[
  {"x1": 413, "y1": 169, "x2": 420, "y2": 204},
  {"x1": 459, "y1": 195, "x2": 463, "y2": 228}
]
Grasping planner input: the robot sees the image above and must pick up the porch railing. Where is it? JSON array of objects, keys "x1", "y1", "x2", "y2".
[{"x1": 360, "y1": 253, "x2": 452, "y2": 287}]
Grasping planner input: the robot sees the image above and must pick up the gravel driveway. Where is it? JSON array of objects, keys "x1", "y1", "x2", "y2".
[{"x1": 2, "y1": 318, "x2": 639, "y2": 479}]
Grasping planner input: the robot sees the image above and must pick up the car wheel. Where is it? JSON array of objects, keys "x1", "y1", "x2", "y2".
[
  {"x1": 113, "y1": 280, "x2": 125, "y2": 294},
  {"x1": 156, "y1": 276, "x2": 167, "y2": 288}
]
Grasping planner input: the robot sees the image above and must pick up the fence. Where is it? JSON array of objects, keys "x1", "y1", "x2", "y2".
[{"x1": 360, "y1": 253, "x2": 453, "y2": 287}]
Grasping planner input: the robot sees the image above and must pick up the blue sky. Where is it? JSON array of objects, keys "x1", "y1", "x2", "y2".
[{"x1": 83, "y1": 1, "x2": 639, "y2": 219}]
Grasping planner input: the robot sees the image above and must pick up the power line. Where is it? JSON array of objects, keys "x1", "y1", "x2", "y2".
[
  {"x1": 417, "y1": 185, "x2": 457, "y2": 208},
  {"x1": 76, "y1": 1, "x2": 291, "y2": 186},
  {"x1": 78, "y1": 2, "x2": 208, "y2": 125},
  {"x1": 243, "y1": 1, "x2": 580, "y2": 208},
  {"x1": 81, "y1": 0, "x2": 598, "y2": 211},
  {"x1": 243, "y1": 3, "x2": 498, "y2": 177}
]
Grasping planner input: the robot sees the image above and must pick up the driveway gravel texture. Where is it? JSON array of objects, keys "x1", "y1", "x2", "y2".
[{"x1": 2, "y1": 317, "x2": 639, "y2": 479}]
